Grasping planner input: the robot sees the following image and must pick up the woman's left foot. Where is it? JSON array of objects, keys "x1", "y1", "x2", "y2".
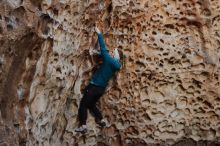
[{"x1": 75, "y1": 125, "x2": 87, "y2": 134}]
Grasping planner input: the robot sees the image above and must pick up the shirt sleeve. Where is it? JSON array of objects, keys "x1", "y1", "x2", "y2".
[
  {"x1": 97, "y1": 32, "x2": 110, "y2": 59},
  {"x1": 108, "y1": 57, "x2": 122, "y2": 71},
  {"x1": 97, "y1": 32, "x2": 122, "y2": 70}
]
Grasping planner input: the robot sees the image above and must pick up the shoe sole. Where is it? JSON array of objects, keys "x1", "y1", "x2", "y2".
[{"x1": 75, "y1": 129, "x2": 87, "y2": 134}]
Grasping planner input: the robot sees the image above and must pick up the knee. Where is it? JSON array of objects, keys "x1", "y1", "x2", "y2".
[{"x1": 87, "y1": 105, "x2": 93, "y2": 110}]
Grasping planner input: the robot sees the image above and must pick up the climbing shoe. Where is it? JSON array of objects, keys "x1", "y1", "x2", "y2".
[
  {"x1": 96, "y1": 119, "x2": 106, "y2": 128},
  {"x1": 75, "y1": 125, "x2": 87, "y2": 134}
]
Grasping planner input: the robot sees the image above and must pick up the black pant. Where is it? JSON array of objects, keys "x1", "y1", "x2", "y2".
[{"x1": 78, "y1": 84, "x2": 105, "y2": 125}]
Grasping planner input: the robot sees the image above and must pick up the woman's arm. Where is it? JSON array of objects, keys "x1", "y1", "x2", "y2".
[
  {"x1": 95, "y1": 27, "x2": 110, "y2": 59},
  {"x1": 97, "y1": 32, "x2": 108, "y2": 55}
]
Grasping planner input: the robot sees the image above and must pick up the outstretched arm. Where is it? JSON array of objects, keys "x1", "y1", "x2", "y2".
[
  {"x1": 95, "y1": 27, "x2": 109, "y2": 59},
  {"x1": 95, "y1": 26, "x2": 121, "y2": 70}
]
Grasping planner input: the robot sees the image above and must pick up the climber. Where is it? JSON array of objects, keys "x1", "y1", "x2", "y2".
[{"x1": 75, "y1": 26, "x2": 122, "y2": 134}]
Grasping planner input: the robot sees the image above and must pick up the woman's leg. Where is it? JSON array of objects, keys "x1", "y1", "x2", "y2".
[
  {"x1": 78, "y1": 84, "x2": 105, "y2": 126},
  {"x1": 77, "y1": 84, "x2": 93, "y2": 126},
  {"x1": 87, "y1": 85, "x2": 105, "y2": 122},
  {"x1": 78, "y1": 97, "x2": 88, "y2": 126},
  {"x1": 89, "y1": 105, "x2": 103, "y2": 122}
]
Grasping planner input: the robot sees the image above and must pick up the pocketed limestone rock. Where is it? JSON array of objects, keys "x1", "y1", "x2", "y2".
[{"x1": 0, "y1": 0, "x2": 220, "y2": 145}]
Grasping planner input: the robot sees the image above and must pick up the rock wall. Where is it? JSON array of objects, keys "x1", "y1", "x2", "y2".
[{"x1": 0, "y1": 0, "x2": 220, "y2": 145}]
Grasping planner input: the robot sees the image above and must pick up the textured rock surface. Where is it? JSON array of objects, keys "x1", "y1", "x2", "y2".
[{"x1": 0, "y1": 0, "x2": 220, "y2": 145}]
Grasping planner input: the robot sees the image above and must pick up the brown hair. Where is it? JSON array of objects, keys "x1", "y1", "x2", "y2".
[{"x1": 118, "y1": 49, "x2": 124, "y2": 61}]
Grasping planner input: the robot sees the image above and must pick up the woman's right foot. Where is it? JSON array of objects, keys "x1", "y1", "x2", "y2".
[{"x1": 75, "y1": 125, "x2": 87, "y2": 134}]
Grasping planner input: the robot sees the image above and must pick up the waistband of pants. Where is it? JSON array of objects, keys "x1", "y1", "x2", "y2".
[{"x1": 89, "y1": 82, "x2": 106, "y2": 89}]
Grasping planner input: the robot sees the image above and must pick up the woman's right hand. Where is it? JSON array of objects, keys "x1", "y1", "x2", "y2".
[{"x1": 95, "y1": 26, "x2": 101, "y2": 33}]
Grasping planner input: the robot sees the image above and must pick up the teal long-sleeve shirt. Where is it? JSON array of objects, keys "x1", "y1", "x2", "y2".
[{"x1": 90, "y1": 33, "x2": 121, "y2": 87}]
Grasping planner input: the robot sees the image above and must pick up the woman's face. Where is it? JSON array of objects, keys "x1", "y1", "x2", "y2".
[
  {"x1": 110, "y1": 51, "x2": 114, "y2": 58},
  {"x1": 109, "y1": 48, "x2": 120, "y2": 60}
]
